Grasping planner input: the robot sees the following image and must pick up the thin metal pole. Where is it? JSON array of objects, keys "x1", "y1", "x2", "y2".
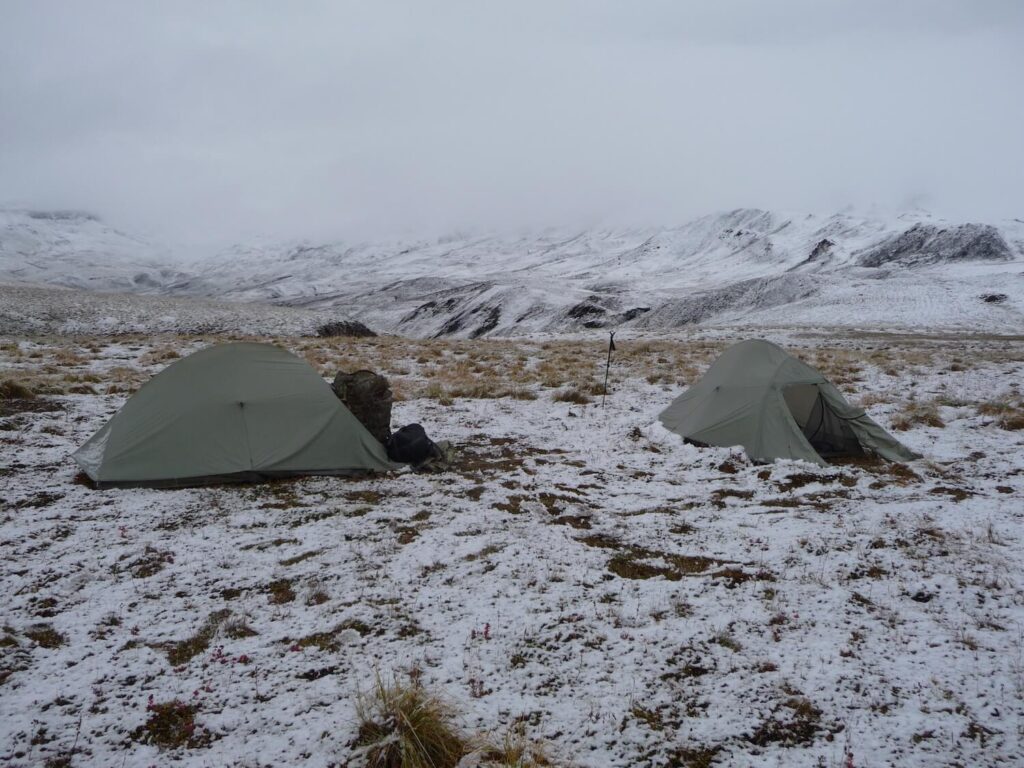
[{"x1": 602, "y1": 331, "x2": 615, "y2": 406}]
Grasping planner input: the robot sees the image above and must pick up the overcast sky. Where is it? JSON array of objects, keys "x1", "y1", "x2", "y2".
[{"x1": 1, "y1": 1, "x2": 1022, "y2": 247}]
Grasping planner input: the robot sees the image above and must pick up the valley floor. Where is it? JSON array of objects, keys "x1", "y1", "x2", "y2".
[{"x1": 1, "y1": 331, "x2": 1023, "y2": 767}]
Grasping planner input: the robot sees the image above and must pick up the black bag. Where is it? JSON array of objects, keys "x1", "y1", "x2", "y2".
[{"x1": 386, "y1": 423, "x2": 438, "y2": 465}]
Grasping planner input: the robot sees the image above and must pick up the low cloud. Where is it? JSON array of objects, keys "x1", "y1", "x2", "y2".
[{"x1": 1, "y1": 1, "x2": 1021, "y2": 248}]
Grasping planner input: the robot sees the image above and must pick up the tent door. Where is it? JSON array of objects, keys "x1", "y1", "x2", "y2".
[{"x1": 782, "y1": 384, "x2": 864, "y2": 459}]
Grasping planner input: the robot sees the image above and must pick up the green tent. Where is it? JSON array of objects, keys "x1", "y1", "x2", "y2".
[
  {"x1": 659, "y1": 339, "x2": 918, "y2": 466},
  {"x1": 74, "y1": 342, "x2": 395, "y2": 488}
]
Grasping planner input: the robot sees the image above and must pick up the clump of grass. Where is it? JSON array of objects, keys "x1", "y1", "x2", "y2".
[
  {"x1": 133, "y1": 698, "x2": 210, "y2": 749},
  {"x1": 663, "y1": 745, "x2": 722, "y2": 768},
  {"x1": 712, "y1": 630, "x2": 742, "y2": 652},
  {"x1": 891, "y1": 400, "x2": 945, "y2": 431},
  {"x1": 746, "y1": 695, "x2": 822, "y2": 747},
  {"x1": 223, "y1": 618, "x2": 258, "y2": 639},
  {"x1": 164, "y1": 609, "x2": 230, "y2": 665},
  {"x1": 978, "y1": 398, "x2": 1024, "y2": 430},
  {"x1": 266, "y1": 578, "x2": 296, "y2": 604},
  {"x1": 352, "y1": 674, "x2": 467, "y2": 768},
  {"x1": 292, "y1": 618, "x2": 370, "y2": 652},
  {"x1": 423, "y1": 383, "x2": 454, "y2": 406},
  {"x1": 139, "y1": 347, "x2": 182, "y2": 366},
  {"x1": 475, "y1": 723, "x2": 553, "y2": 767},
  {"x1": 126, "y1": 545, "x2": 174, "y2": 578},
  {"x1": 24, "y1": 624, "x2": 65, "y2": 649},
  {"x1": 553, "y1": 388, "x2": 592, "y2": 405},
  {"x1": 306, "y1": 580, "x2": 330, "y2": 606},
  {"x1": 279, "y1": 549, "x2": 323, "y2": 566},
  {"x1": 0, "y1": 380, "x2": 35, "y2": 399}
]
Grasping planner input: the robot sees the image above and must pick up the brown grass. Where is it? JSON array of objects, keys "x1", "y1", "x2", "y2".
[
  {"x1": 0, "y1": 379, "x2": 35, "y2": 399},
  {"x1": 24, "y1": 624, "x2": 65, "y2": 649},
  {"x1": 352, "y1": 675, "x2": 468, "y2": 768},
  {"x1": 553, "y1": 388, "x2": 592, "y2": 405},
  {"x1": 163, "y1": 609, "x2": 230, "y2": 666},
  {"x1": 978, "y1": 397, "x2": 1024, "y2": 430},
  {"x1": 475, "y1": 724, "x2": 554, "y2": 767},
  {"x1": 891, "y1": 400, "x2": 945, "y2": 431},
  {"x1": 132, "y1": 698, "x2": 211, "y2": 749}
]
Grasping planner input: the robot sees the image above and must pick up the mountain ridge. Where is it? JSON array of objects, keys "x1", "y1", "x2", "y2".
[{"x1": 2, "y1": 207, "x2": 1022, "y2": 336}]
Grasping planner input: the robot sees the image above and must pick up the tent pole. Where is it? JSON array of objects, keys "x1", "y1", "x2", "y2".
[{"x1": 602, "y1": 332, "x2": 616, "y2": 406}]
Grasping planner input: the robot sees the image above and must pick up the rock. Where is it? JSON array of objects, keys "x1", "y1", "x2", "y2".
[
  {"x1": 859, "y1": 224, "x2": 1012, "y2": 268},
  {"x1": 981, "y1": 293, "x2": 1008, "y2": 304},
  {"x1": 315, "y1": 320, "x2": 376, "y2": 338},
  {"x1": 331, "y1": 370, "x2": 393, "y2": 445}
]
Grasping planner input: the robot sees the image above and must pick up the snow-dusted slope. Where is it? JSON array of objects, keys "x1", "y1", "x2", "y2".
[
  {"x1": 181, "y1": 209, "x2": 1024, "y2": 336},
  {"x1": 0, "y1": 281, "x2": 369, "y2": 337},
  {"x1": 0, "y1": 209, "x2": 189, "y2": 293},
  {"x1": 4, "y1": 208, "x2": 1023, "y2": 336}
]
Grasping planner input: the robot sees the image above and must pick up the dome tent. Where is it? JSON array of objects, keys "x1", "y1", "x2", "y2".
[
  {"x1": 659, "y1": 339, "x2": 918, "y2": 466},
  {"x1": 74, "y1": 343, "x2": 395, "y2": 488}
]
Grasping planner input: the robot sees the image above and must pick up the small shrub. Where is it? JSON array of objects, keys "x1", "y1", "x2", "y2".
[{"x1": 352, "y1": 675, "x2": 467, "y2": 768}]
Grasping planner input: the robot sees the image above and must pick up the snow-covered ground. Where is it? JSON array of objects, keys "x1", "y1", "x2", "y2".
[
  {"x1": 2, "y1": 331, "x2": 1023, "y2": 766},
  {"x1": 0, "y1": 282, "x2": 364, "y2": 337}
]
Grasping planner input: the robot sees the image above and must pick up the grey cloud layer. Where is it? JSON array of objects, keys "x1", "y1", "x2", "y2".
[{"x1": 1, "y1": 1, "x2": 1021, "y2": 247}]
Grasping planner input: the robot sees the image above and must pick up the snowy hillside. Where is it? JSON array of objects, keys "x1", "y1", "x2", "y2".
[
  {"x1": 3, "y1": 208, "x2": 1023, "y2": 336},
  {"x1": 179, "y1": 209, "x2": 1024, "y2": 336},
  {"x1": 0, "y1": 209, "x2": 189, "y2": 293}
]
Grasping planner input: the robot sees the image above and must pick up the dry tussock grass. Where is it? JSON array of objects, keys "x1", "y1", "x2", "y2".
[
  {"x1": 475, "y1": 724, "x2": 555, "y2": 767},
  {"x1": 891, "y1": 400, "x2": 945, "y2": 431},
  {"x1": 0, "y1": 334, "x2": 724, "y2": 404},
  {"x1": 139, "y1": 347, "x2": 182, "y2": 366},
  {"x1": 5, "y1": 334, "x2": 1022, "y2": 418},
  {"x1": 977, "y1": 396, "x2": 1024, "y2": 431},
  {"x1": 351, "y1": 674, "x2": 557, "y2": 768},
  {"x1": 0, "y1": 379, "x2": 35, "y2": 399},
  {"x1": 353, "y1": 674, "x2": 468, "y2": 768},
  {"x1": 553, "y1": 387, "x2": 593, "y2": 405},
  {"x1": 52, "y1": 348, "x2": 88, "y2": 366}
]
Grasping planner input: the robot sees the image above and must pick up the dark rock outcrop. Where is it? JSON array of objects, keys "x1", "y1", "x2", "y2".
[
  {"x1": 859, "y1": 224, "x2": 1012, "y2": 268},
  {"x1": 315, "y1": 320, "x2": 377, "y2": 338}
]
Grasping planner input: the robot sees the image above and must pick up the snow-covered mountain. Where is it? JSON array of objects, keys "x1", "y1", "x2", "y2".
[
  {"x1": 179, "y1": 208, "x2": 1024, "y2": 336},
  {"x1": 0, "y1": 209, "x2": 189, "y2": 293},
  {"x1": 3, "y1": 207, "x2": 1023, "y2": 336}
]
